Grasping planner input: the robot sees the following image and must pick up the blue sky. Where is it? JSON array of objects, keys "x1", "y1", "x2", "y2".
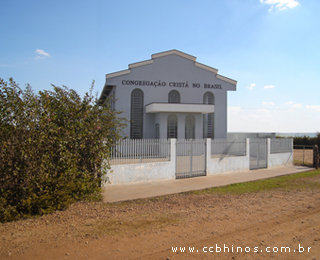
[{"x1": 1, "y1": 0, "x2": 320, "y2": 133}]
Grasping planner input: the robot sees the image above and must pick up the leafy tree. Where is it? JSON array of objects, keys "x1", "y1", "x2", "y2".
[
  {"x1": 0, "y1": 78, "x2": 126, "y2": 222},
  {"x1": 294, "y1": 134, "x2": 320, "y2": 147}
]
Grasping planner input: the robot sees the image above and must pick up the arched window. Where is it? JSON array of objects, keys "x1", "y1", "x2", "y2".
[
  {"x1": 185, "y1": 114, "x2": 195, "y2": 139},
  {"x1": 168, "y1": 90, "x2": 180, "y2": 103},
  {"x1": 203, "y1": 92, "x2": 215, "y2": 138},
  {"x1": 155, "y1": 123, "x2": 160, "y2": 139},
  {"x1": 167, "y1": 114, "x2": 178, "y2": 139},
  {"x1": 130, "y1": 89, "x2": 144, "y2": 139}
]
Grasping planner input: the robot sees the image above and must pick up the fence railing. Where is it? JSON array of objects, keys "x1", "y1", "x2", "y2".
[
  {"x1": 293, "y1": 145, "x2": 314, "y2": 166},
  {"x1": 110, "y1": 139, "x2": 171, "y2": 165},
  {"x1": 109, "y1": 138, "x2": 295, "y2": 165},
  {"x1": 211, "y1": 139, "x2": 246, "y2": 157},
  {"x1": 176, "y1": 139, "x2": 207, "y2": 178},
  {"x1": 271, "y1": 138, "x2": 293, "y2": 154},
  {"x1": 176, "y1": 139, "x2": 206, "y2": 156}
]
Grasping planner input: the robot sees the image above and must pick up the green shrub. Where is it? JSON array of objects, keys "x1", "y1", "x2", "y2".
[
  {"x1": 294, "y1": 134, "x2": 320, "y2": 148},
  {"x1": 0, "y1": 78, "x2": 126, "y2": 222}
]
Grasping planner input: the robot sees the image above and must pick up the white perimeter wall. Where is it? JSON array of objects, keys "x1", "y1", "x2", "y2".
[
  {"x1": 207, "y1": 139, "x2": 250, "y2": 175},
  {"x1": 103, "y1": 139, "x2": 176, "y2": 186},
  {"x1": 267, "y1": 139, "x2": 293, "y2": 168},
  {"x1": 268, "y1": 153, "x2": 293, "y2": 168},
  {"x1": 103, "y1": 138, "x2": 293, "y2": 186}
]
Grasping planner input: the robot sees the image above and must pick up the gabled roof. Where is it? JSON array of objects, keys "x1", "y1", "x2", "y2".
[
  {"x1": 100, "y1": 50, "x2": 237, "y2": 103},
  {"x1": 105, "y1": 49, "x2": 237, "y2": 84},
  {"x1": 151, "y1": 49, "x2": 197, "y2": 61}
]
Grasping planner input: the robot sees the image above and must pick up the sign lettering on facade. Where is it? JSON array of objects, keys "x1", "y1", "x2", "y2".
[{"x1": 121, "y1": 80, "x2": 223, "y2": 89}]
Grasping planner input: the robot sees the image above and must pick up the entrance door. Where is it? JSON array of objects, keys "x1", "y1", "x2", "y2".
[
  {"x1": 250, "y1": 139, "x2": 267, "y2": 170},
  {"x1": 176, "y1": 139, "x2": 206, "y2": 179}
]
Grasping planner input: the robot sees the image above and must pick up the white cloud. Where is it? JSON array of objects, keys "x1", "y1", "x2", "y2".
[
  {"x1": 229, "y1": 106, "x2": 242, "y2": 112},
  {"x1": 283, "y1": 101, "x2": 302, "y2": 109},
  {"x1": 228, "y1": 105, "x2": 320, "y2": 132},
  {"x1": 264, "y1": 85, "x2": 275, "y2": 89},
  {"x1": 35, "y1": 49, "x2": 50, "y2": 57},
  {"x1": 260, "y1": 0, "x2": 299, "y2": 11},
  {"x1": 247, "y1": 83, "x2": 256, "y2": 90},
  {"x1": 257, "y1": 108, "x2": 271, "y2": 113},
  {"x1": 34, "y1": 49, "x2": 51, "y2": 59},
  {"x1": 292, "y1": 103, "x2": 303, "y2": 108},
  {"x1": 268, "y1": 6, "x2": 274, "y2": 12},
  {"x1": 306, "y1": 105, "x2": 320, "y2": 112},
  {"x1": 263, "y1": 101, "x2": 274, "y2": 106}
]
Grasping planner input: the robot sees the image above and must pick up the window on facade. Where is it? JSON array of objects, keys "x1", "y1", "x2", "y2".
[
  {"x1": 185, "y1": 114, "x2": 195, "y2": 139},
  {"x1": 203, "y1": 92, "x2": 215, "y2": 139},
  {"x1": 168, "y1": 90, "x2": 180, "y2": 103},
  {"x1": 110, "y1": 90, "x2": 115, "y2": 111},
  {"x1": 155, "y1": 123, "x2": 160, "y2": 139},
  {"x1": 167, "y1": 114, "x2": 178, "y2": 139},
  {"x1": 130, "y1": 88, "x2": 144, "y2": 139}
]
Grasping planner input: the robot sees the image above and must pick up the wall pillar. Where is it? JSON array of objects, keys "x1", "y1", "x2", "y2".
[
  {"x1": 246, "y1": 138, "x2": 250, "y2": 158},
  {"x1": 170, "y1": 138, "x2": 176, "y2": 178},
  {"x1": 267, "y1": 138, "x2": 271, "y2": 168},
  {"x1": 206, "y1": 138, "x2": 211, "y2": 175},
  {"x1": 246, "y1": 138, "x2": 250, "y2": 170}
]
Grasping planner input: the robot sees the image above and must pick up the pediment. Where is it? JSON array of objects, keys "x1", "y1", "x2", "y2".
[{"x1": 105, "y1": 49, "x2": 236, "y2": 86}]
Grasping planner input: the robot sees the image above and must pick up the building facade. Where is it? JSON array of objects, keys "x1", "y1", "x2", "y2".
[{"x1": 99, "y1": 50, "x2": 237, "y2": 139}]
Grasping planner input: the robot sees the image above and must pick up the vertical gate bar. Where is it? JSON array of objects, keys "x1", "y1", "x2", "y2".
[
  {"x1": 146, "y1": 139, "x2": 147, "y2": 161},
  {"x1": 135, "y1": 139, "x2": 137, "y2": 162},
  {"x1": 266, "y1": 139, "x2": 268, "y2": 168},
  {"x1": 121, "y1": 140, "x2": 123, "y2": 164},
  {"x1": 149, "y1": 139, "x2": 151, "y2": 161},
  {"x1": 186, "y1": 140, "x2": 188, "y2": 177},
  {"x1": 118, "y1": 141, "x2": 120, "y2": 164},
  {"x1": 257, "y1": 140, "x2": 260, "y2": 169},
  {"x1": 133, "y1": 139, "x2": 135, "y2": 162},
  {"x1": 185, "y1": 140, "x2": 187, "y2": 178},
  {"x1": 190, "y1": 140, "x2": 193, "y2": 177},
  {"x1": 184, "y1": 140, "x2": 186, "y2": 178},
  {"x1": 205, "y1": 139, "x2": 207, "y2": 174},
  {"x1": 147, "y1": 139, "x2": 149, "y2": 161},
  {"x1": 127, "y1": 139, "x2": 129, "y2": 164},
  {"x1": 175, "y1": 140, "x2": 177, "y2": 178},
  {"x1": 124, "y1": 140, "x2": 126, "y2": 164},
  {"x1": 128, "y1": 139, "x2": 131, "y2": 164}
]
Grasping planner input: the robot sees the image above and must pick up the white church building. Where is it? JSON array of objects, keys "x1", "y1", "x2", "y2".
[
  {"x1": 99, "y1": 50, "x2": 294, "y2": 186},
  {"x1": 99, "y1": 50, "x2": 237, "y2": 139}
]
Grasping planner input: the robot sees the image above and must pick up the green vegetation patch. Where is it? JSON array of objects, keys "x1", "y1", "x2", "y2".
[
  {"x1": 0, "y1": 78, "x2": 126, "y2": 223},
  {"x1": 188, "y1": 170, "x2": 320, "y2": 195}
]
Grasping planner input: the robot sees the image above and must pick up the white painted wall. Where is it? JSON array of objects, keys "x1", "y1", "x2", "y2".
[
  {"x1": 106, "y1": 161, "x2": 175, "y2": 185},
  {"x1": 207, "y1": 139, "x2": 250, "y2": 175},
  {"x1": 103, "y1": 138, "x2": 293, "y2": 186},
  {"x1": 267, "y1": 139, "x2": 293, "y2": 168},
  {"x1": 268, "y1": 153, "x2": 293, "y2": 168},
  {"x1": 103, "y1": 139, "x2": 176, "y2": 186}
]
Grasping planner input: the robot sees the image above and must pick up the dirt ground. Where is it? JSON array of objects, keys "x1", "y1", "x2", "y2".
[{"x1": 1, "y1": 179, "x2": 320, "y2": 260}]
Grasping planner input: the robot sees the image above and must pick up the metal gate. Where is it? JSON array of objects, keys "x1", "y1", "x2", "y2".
[
  {"x1": 176, "y1": 139, "x2": 206, "y2": 179},
  {"x1": 250, "y1": 138, "x2": 267, "y2": 170}
]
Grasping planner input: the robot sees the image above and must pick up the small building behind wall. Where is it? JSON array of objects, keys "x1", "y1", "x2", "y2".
[{"x1": 99, "y1": 50, "x2": 237, "y2": 139}]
